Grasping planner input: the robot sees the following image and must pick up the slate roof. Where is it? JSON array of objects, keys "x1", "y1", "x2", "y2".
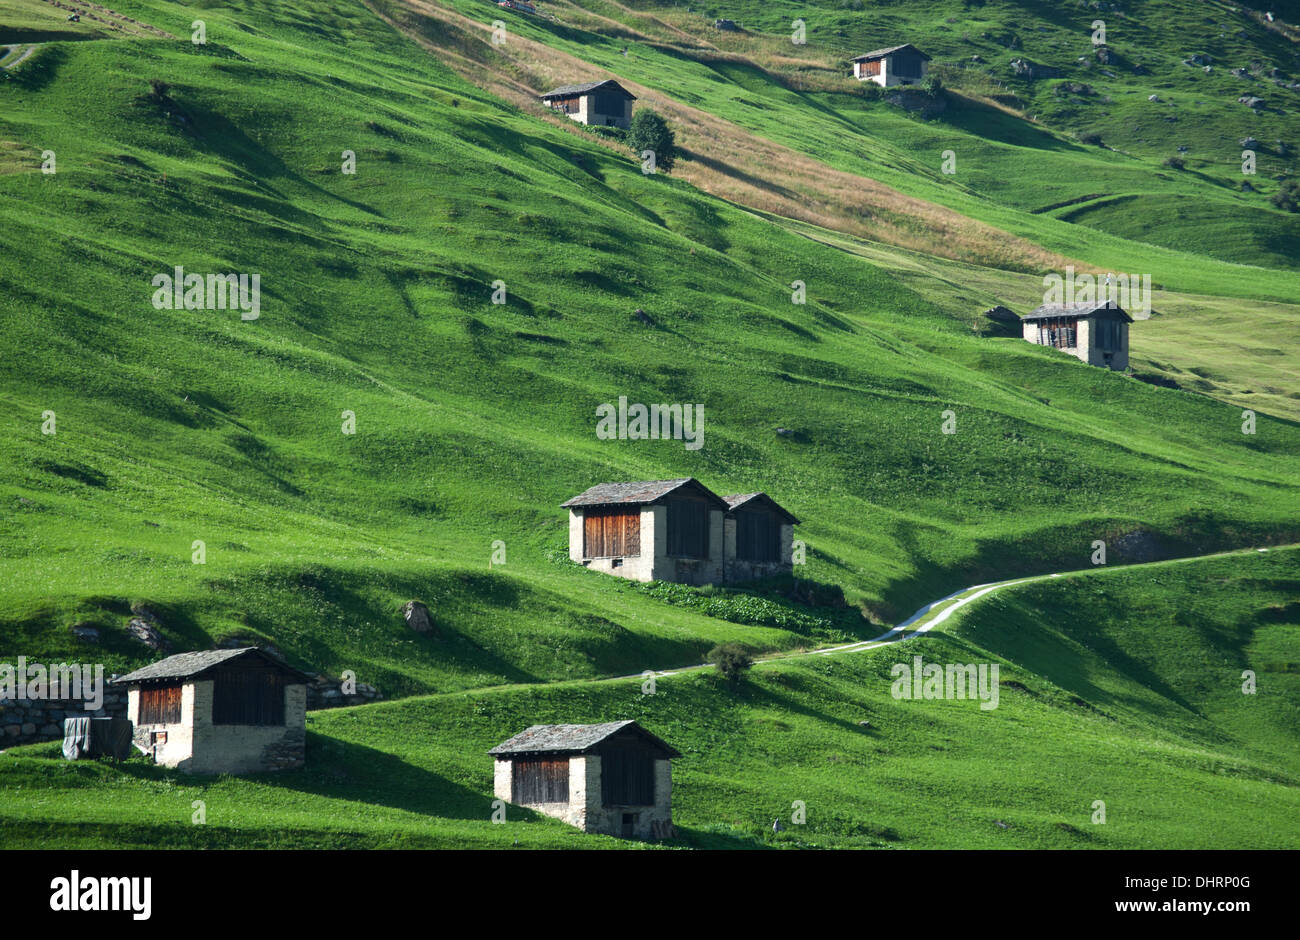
[
  {"x1": 539, "y1": 79, "x2": 636, "y2": 100},
  {"x1": 112, "y1": 647, "x2": 311, "y2": 685},
  {"x1": 561, "y1": 478, "x2": 729, "y2": 510},
  {"x1": 852, "y1": 43, "x2": 932, "y2": 62},
  {"x1": 722, "y1": 492, "x2": 800, "y2": 524},
  {"x1": 489, "y1": 720, "x2": 681, "y2": 758},
  {"x1": 1022, "y1": 300, "x2": 1134, "y2": 322}
]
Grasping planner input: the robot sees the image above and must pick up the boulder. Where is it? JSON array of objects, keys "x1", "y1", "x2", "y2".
[
  {"x1": 402, "y1": 600, "x2": 435, "y2": 634},
  {"x1": 69, "y1": 622, "x2": 100, "y2": 644},
  {"x1": 126, "y1": 617, "x2": 168, "y2": 650},
  {"x1": 1238, "y1": 96, "x2": 1264, "y2": 109},
  {"x1": 1241, "y1": 137, "x2": 1260, "y2": 149}
]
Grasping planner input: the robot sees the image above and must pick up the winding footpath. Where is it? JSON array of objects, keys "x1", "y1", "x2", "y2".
[{"x1": 619, "y1": 545, "x2": 1284, "y2": 683}]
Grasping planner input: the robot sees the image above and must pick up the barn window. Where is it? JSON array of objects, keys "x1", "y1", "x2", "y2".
[
  {"x1": 601, "y1": 745, "x2": 655, "y2": 806},
  {"x1": 667, "y1": 498, "x2": 710, "y2": 558},
  {"x1": 138, "y1": 684, "x2": 182, "y2": 725},
  {"x1": 513, "y1": 757, "x2": 569, "y2": 804},
  {"x1": 583, "y1": 508, "x2": 641, "y2": 558},
  {"x1": 736, "y1": 510, "x2": 781, "y2": 562},
  {"x1": 212, "y1": 667, "x2": 286, "y2": 726}
]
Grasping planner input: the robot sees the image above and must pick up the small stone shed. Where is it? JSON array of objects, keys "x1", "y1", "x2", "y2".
[
  {"x1": 852, "y1": 43, "x2": 931, "y2": 87},
  {"x1": 112, "y1": 647, "x2": 309, "y2": 774},
  {"x1": 490, "y1": 720, "x2": 680, "y2": 839},
  {"x1": 1021, "y1": 300, "x2": 1132, "y2": 371},
  {"x1": 539, "y1": 79, "x2": 636, "y2": 129},
  {"x1": 562, "y1": 478, "x2": 798, "y2": 585}
]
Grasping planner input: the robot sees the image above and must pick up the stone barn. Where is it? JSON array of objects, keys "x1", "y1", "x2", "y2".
[
  {"x1": 852, "y1": 44, "x2": 931, "y2": 87},
  {"x1": 563, "y1": 478, "x2": 728, "y2": 585},
  {"x1": 1021, "y1": 299, "x2": 1132, "y2": 371},
  {"x1": 539, "y1": 79, "x2": 636, "y2": 129},
  {"x1": 723, "y1": 492, "x2": 799, "y2": 582},
  {"x1": 112, "y1": 647, "x2": 308, "y2": 774},
  {"x1": 490, "y1": 720, "x2": 680, "y2": 839},
  {"x1": 562, "y1": 478, "x2": 799, "y2": 585}
]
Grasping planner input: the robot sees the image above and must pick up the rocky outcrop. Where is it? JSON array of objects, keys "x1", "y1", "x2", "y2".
[
  {"x1": 1010, "y1": 58, "x2": 1059, "y2": 80},
  {"x1": 126, "y1": 603, "x2": 170, "y2": 651}
]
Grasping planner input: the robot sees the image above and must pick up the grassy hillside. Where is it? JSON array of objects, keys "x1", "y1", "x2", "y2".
[
  {"x1": 3, "y1": 548, "x2": 1296, "y2": 849},
  {"x1": 1, "y1": 0, "x2": 1297, "y2": 697},
  {"x1": 387, "y1": 0, "x2": 1300, "y2": 289},
  {"x1": 0, "y1": 0, "x2": 1296, "y2": 852}
]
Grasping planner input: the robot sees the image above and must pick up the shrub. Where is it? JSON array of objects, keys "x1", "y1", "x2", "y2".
[
  {"x1": 921, "y1": 74, "x2": 943, "y2": 97},
  {"x1": 627, "y1": 109, "x2": 677, "y2": 173},
  {"x1": 1080, "y1": 132, "x2": 1103, "y2": 146},
  {"x1": 708, "y1": 643, "x2": 753, "y2": 683},
  {"x1": 1163, "y1": 156, "x2": 1186, "y2": 170},
  {"x1": 147, "y1": 78, "x2": 170, "y2": 102},
  {"x1": 1271, "y1": 180, "x2": 1299, "y2": 213}
]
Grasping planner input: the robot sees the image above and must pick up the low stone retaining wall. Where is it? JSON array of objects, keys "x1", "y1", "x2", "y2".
[{"x1": 0, "y1": 689, "x2": 128, "y2": 749}]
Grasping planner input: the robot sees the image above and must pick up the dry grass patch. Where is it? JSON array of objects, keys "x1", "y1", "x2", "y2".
[{"x1": 374, "y1": 0, "x2": 1084, "y2": 272}]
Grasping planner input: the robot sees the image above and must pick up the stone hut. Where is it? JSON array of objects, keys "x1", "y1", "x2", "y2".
[
  {"x1": 112, "y1": 647, "x2": 309, "y2": 774},
  {"x1": 722, "y1": 492, "x2": 799, "y2": 582},
  {"x1": 490, "y1": 720, "x2": 680, "y2": 839},
  {"x1": 539, "y1": 79, "x2": 636, "y2": 129},
  {"x1": 852, "y1": 43, "x2": 931, "y2": 87},
  {"x1": 1021, "y1": 299, "x2": 1132, "y2": 370},
  {"x1": 562, "y1": 478, "x2": 799, "y2": 585},
  {"x1": 563, "y1": 478, "x2": 729, "y2": 585}
]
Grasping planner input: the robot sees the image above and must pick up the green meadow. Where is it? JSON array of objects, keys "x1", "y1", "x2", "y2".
[
  {"x1": 0, "y1": 0, "x2": 1296, "y2": 849},
  {"x1": 2, "y1": 548, "x2": 1297, "y2": 849}
]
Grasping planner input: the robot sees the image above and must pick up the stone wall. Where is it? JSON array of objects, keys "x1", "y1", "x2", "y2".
[
  {"x1": 498, "y1": 754, "x2": 674, "y2": 840},
  {"x1": 305, "y1": 676, "x2": 381, "y2": 710},
  {"x1": 723, "y1": 520, "x2": 795, "y2": 583},
  {"x1": 579, "y1": 755, "x2": 674, "y2": 840},
  {"x1": 0, "y1": 687, "x2": 127, "y2": 749},
  {"x1": 649, "y1": 506, "x2": 725, "y2": 586}
]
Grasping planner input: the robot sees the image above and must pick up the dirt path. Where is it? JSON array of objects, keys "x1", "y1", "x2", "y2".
[
  {"x1": 622, "y1": 545, "x2": 1286, "y2": 682},
  {"x1": 1, "y1": 45, "x2": 38, "y2": 69}
]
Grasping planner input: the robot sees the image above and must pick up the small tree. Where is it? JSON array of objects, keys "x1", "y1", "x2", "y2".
[
  {"x1": 921, "y1": 74, "x2": 943, "y2": 97},
  {"x1": 708, "y1": 643, "x2": 753, "y2": 684},
  {"x1": 148, "y1": 78, "x2": 171, "y2": 102},
  {"x1": 1271, "y1": 179, "x2": 1299, "y2": 213},
  {"x1": 627, "y1": 109, "x2": 677, "y2": 174}
]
